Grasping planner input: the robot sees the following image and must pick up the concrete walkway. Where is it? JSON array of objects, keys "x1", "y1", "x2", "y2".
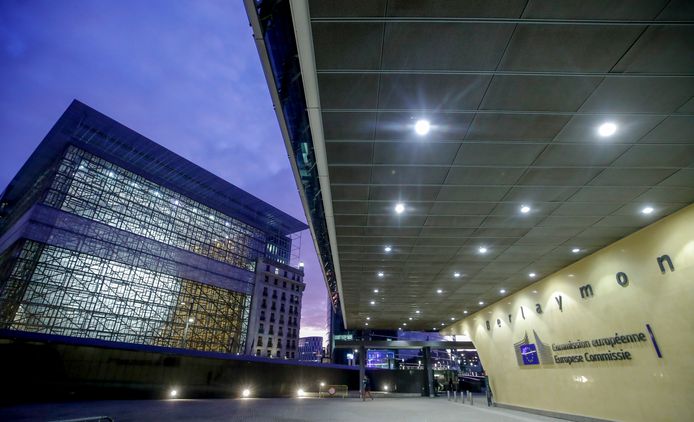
[{"x1": 0, "y1": 397, "x2": 563, "y2": 421}]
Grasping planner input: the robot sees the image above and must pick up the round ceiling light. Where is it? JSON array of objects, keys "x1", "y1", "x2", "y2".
[
  {"x1": 414, "y1": 119, "x2": 431, "y2": 135},
  {"x1": 598, "y1": 122, "x2": 617, "y2": 137}
]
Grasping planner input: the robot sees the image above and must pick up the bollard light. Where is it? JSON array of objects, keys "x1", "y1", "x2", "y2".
[
  {"x1": 242, "y1": 388, "x2": 251, "y2": 398},
  {"x1": 320, "y1": 382, "x2": 325, "y2": 387},
  {"x1": 383, "y1": 385, "x2": 389, "y2": 391},
  {"x1": 169, "y1": 389, "x2": 178, "y2": 398},
  {"x1": 297, "y1": 388, "x2": 305, "y2": 397}
]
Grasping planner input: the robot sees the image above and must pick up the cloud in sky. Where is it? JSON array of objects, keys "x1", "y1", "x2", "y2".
[{"x1": 0, "y1": 0, "x2": 327, "y2": 340}]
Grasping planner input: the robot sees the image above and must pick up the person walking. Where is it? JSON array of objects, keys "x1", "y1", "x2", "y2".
[
  {"x1": 362, "y1": 375, "x2": 374, "y2": 401},
  {"x1": 447, "y1": 378, "x2": 454, "y2": 401}
]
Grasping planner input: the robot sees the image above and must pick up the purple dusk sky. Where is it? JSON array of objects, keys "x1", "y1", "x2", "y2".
[{"x1": 0, "y1": 1, "x2": 328, "y2": 339}]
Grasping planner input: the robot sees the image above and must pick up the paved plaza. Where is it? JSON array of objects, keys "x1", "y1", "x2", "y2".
[{"x1": 0, "y1": 396, "x2": 563, "y2": 421}]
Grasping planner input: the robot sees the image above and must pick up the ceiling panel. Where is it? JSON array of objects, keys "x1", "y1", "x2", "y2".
[
  {"x1": 312, "y1": 23, "x2": 384, "y2": 70},
  {"x1": 522, "y1": 0, "x2": 669, "y2": 20},
  {"x1": 377, "y1": 74, "x2": 490, "y2": 110},
  {"x1": 382, "y1": 23, "x2": 515, "y2": 70},
  {"x1": 499, "y1": 25, "x2": 643, "y2": 72}
]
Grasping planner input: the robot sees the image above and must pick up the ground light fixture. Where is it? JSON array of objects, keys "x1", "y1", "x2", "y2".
[
  {"x1": 383, "y1": 385, "x2": 389, "y2": 391},
  {"x1": 169, "y1": 389, "x2": 178, "y2": 398},
  {"x1": 394, "y1": 203, "x2": 405, "y2": 214},
  {"x1": 598, "y1": 122, "x2": 617, "y2": 137},
  {"x1": 520, "y1": 204, "x2": 531, "y2": 214},
  {"x1": 414, "y1": 119, "x2": 431, "y2": 135},
  {"x1": 297, "y1": 388, "x2": 305, "y2": 397},
  {"x1": 242, "y1": 388, "x2": 251, "y2": 398},
  {"x1": 384, "y1": 245, "x2": 392, "y2": 253},
  {"x1": 642, "y1": 206, "x2": 654, "y2": 215}
]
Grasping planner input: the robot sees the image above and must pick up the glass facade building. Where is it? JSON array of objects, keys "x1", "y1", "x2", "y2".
[{"x1": 0, "y1": 100, "x2": 307, "y2": 354}]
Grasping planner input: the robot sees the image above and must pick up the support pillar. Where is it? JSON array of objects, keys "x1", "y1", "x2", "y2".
[
  {"x1": 422, "y1": 346, "x2": 434, "y2": 397},
  {"x1": 359, "y1": 344, "x2": 366, "y2": 398}
]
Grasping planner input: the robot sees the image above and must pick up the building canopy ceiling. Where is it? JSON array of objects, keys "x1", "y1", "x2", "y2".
[{"x1": 297, "y1": 0, "x2": 694, "y2": 330}]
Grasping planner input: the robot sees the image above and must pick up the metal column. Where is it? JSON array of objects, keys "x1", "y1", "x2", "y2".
[
  {"x1": 423, "y1": 346, "x2": 434, "y2": 397},
  {"x1": 358, "y1": 344, "x2": 366, "y2": 398}
]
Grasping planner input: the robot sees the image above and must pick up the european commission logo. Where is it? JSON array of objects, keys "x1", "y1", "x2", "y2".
[{"x1": 514, "y1": 330, "x2": 554, "y2": 367}]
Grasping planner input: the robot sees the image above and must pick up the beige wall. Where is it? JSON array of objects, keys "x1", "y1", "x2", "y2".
[{"x1": 445, "y1": 204, "x2": 694, "y2": 421}]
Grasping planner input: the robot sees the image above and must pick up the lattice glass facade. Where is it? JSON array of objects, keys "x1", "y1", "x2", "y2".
[
  {"x1": 0, "y1": 101, "x2": 307, "y2": 357},
  {"x1": 0, "y1": 240, "x2": 250, "y2": 353},
  {"x1": 43, "y1": 146, "x2": 278, "y2": 271}
]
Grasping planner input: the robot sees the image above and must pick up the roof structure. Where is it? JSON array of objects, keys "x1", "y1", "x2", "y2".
[
  {"x1": 1, "y1": 100, "x2": 308, "y2": 236},
  {"x1": 249, "y1": 0, "x2": 694, "y2": 330}
]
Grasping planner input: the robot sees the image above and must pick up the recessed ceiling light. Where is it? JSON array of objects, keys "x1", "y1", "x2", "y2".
[
  {"x1": 409, "y1": 317, "x2": 413, "y2": 320},
  {"x1": 414, "y1": 119, "x2": 431, "y2": 135},
  {"x1": 366, "y1": 317, "x2": 370, "y2": 320},
  {"x1": 641, "y1": 206, "x2": 654, "y2": 215},
  {"x1": 529, "y1": 272, "x2": 536, "y2": 278},
  {"x1": 365, "y1": 322, "x2": 369, "y2": 326},
  {"x1": 520, "y1": 205, "x2": 531, "y2": 214},
  {"x1": 377, "y1": 271, "x2": 384, "y2": 277},
  {"x1": 532, "y1": 290, "x2": 538, "y2": 294},
  {"x1": 450, "y1": 317, "x2": 455, "y2": 321},
  {"x1": 403, "y1": 322, "x2": 407, "y2": 326},
  {"x1": 394, "y1": 203, "x2": 405, "y2": 214},
  {"x1": 384, "y1": 245, "x2": 392, "y2": 253},
  {"x1": 440, "y1": 323, "x2": 445, "y2": 326},
  {"x1": 463, "y1": 310, "x2": 468, "y2": 314},
  {"x1": 370, "y1": 301, "x2": 375, "y2": 305},
  {"x1": 436, "y1": 289, "x2": 443, "y2": 294},
  {"x1": 572, "y1": 247, "x2": 581, "y2": 253},
  {"x1": 415, "y1": 310, "x2": 420, "y2": 314},
  {"x1": 478, "y1": 246, "x2": 488, "y2": 254},
  {"x1": 500, "y1": 289, "x2": 506, "y2": 294},
  {"x1": 373, "y1": 289, "x2": 379, "y2": 293},
  {"x1": 478, "y1": 301, "x2": 484, "y2": 305},
  {"x1": 598, "y1": 122, "x2": 617, "y2": 137},
  {"x1": 453, "y1": 272, "x2": 461, "y2": 278}
]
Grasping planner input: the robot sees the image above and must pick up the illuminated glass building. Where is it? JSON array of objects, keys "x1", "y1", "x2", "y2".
[{"x1": 0, "y1": 100, "x2": 306, "y2": 355}]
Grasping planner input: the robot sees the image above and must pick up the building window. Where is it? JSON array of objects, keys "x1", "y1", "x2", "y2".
[
  {"x1": 276, "y1": 350, "x2": 281, "y2": 357},
  {"x1": 256, "y1": 349, "x2": 261, "y2": 356},
  {"x1": 266, "y1": 265, "x2": 270, "y2": 272},
  {"x1": 283, "y1": 281, "x2": 287, "y2": 288},
  {"x1": 257, "y1": 336, "x2": 263, "y2": 347},
  {"x1": 258, "y1": 323, "x2": 264, "y2": 334}
]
